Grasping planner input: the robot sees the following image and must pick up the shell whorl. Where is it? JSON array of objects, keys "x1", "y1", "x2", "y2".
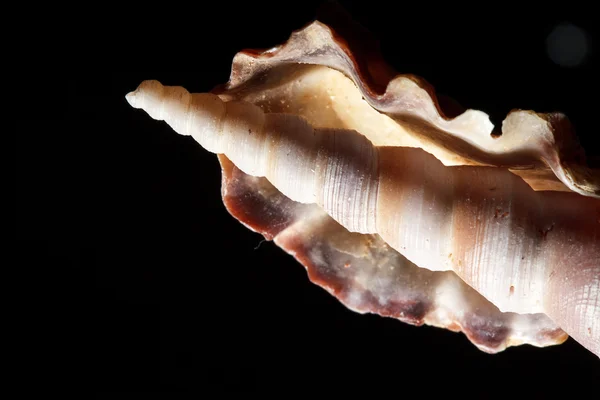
[{"x1": 126, "y1": 80, "x2": 380, "y2": 234}]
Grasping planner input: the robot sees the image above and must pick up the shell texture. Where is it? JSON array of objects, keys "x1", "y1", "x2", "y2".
[{"x1": 125, "y1": 21, "x2": 599, "y2": 357}]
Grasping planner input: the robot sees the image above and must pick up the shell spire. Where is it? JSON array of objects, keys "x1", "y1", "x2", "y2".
[{"x1": 127, "y1": 79, "x2": 599, "y2": 357}]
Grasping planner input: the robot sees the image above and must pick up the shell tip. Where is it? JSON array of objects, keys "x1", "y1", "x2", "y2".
[{"x1": 125, "y1": 90, "x2": 138, "y2": 108}]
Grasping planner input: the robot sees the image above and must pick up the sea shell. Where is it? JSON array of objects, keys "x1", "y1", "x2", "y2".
[{"x1": 125, "y1": 21, "x2": 599, "y2": 357}]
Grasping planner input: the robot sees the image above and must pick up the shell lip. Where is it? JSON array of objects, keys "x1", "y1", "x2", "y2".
[{"x1": 212, "y1": 17, "x2": 599, "y2": 199}]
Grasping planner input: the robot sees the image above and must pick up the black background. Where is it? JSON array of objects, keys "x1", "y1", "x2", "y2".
[{"x1": 17, "y1": 0, "x2": 600, "y2": 395}]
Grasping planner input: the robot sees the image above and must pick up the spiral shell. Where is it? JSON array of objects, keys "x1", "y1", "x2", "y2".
[{"x1": 125, "y1": 21, "x2": 600, "y2": 357}]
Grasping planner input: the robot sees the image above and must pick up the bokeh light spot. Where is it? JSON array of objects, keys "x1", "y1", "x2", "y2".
[{"x1": 546, "y1": 22, "x2": 589, "y2": 67}]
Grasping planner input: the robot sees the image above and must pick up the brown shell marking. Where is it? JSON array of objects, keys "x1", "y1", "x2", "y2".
[{"x1": 218, "y1": 155, "x2": 567, "y2": 354}]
